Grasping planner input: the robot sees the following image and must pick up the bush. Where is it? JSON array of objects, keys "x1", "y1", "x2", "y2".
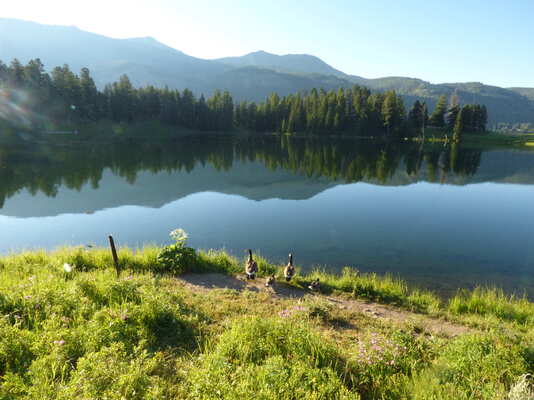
[{"x1": 156, "y1": 229, "x2": 200, "y2": 274}]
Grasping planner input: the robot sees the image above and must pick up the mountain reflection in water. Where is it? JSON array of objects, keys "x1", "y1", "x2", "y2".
[{"x1": 1, "y1": 136, "x2": 534, "y2": 297}]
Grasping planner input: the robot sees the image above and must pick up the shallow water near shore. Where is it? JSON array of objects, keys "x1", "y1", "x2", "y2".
[{"x1": 1, "y1": 135, "x2": 534, "y2": 297}]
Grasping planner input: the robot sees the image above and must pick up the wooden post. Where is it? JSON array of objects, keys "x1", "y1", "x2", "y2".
[{"x1": 108, "y1": 235, "x2": 120, "y2": 277}]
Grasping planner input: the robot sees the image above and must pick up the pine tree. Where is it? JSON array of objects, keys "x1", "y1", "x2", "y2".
[
  {"x1": 453, "y1": 108, "x2": 464, "y2": 142},
  {"x1": 408, "y1": 100, "x2": 425, "y2": 134},
  {"x1": 429, "y1": 95, "x2": 446, "y2": 127}
]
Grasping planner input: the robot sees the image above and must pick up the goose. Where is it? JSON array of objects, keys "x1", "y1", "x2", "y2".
[
  {"x1": 308, "y1": 278, "x2": 320, "y2": 292},
  {"x1": 265, "y1": 274, "x2": 275, "y2": 287},
  {"x1": 245, "y1": 249, "x2": 258, "y2": 280},
  {"x1": 284, "y1": 253, "x2": 295, "y2": 282}
]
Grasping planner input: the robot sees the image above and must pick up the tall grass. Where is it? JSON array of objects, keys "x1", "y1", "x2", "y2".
[
  {"x1": 183, "y1": 316, "x2": 359, "y2": 399},
  {"x1": 296, "y1": 267, "x2": 441, "y2": 314},
  {"x1": 448, "y1": 287, "x2": 534, "y2": 326},
  {"x1": 2, "y1": 247, "x2": 534, "y2": 399}
]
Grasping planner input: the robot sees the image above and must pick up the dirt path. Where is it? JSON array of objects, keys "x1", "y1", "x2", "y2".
[{"x1": 180, "y1": 273, "x2": 471, "y2": 338}]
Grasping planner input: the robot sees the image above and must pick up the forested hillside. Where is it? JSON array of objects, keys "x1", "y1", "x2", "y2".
[
  {"x1": 0, "y1": 58, "x2": 487, "y2": 139},
  {"x1": 0, "y1": 18, "x2": 532, "y2": 125}
]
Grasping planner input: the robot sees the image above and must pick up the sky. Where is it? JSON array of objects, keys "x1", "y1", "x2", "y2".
[{"x1": 2, "y1": 0, "x2": 533, "y2": 88}]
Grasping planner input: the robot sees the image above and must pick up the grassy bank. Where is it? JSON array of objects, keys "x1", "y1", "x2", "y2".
[
  {"x1": 463, "y1": 132, "x2": 534, "y2": 148},
  {"x1": 1, "y1": 246, "x2": 534, "y2": 399}
]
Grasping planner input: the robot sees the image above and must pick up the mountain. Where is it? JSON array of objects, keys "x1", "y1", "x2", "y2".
[
  {"x1": 509, "y1": 87, "x2": 534, "y2": 101},
  {"x1": 216, "y1": 50, "x2": 349, "y2": 77},
  {"x1": 0, "y1": 18, "x2": 230, "y2": 93},
  {"x1": 214, "y1": 66, "x2": 354, "y2": 100},
  {"x1": 0, "y1": 161, "x2": 337, "y2": 218},
  {"x1": 3, "y1": 148, "x2": 534, "y2": 219},
  {"x1": 1, "y1": 18, "x2": 533, "y2": 124}
]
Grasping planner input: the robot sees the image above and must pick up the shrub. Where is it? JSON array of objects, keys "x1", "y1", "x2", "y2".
[{"x1": 156, "y1": 229, "x2": 200, "y2": 274}]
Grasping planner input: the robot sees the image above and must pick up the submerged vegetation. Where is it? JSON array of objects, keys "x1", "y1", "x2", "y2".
[{"x1": 1, "y1": 240, "x2": 534, "y2": 399}]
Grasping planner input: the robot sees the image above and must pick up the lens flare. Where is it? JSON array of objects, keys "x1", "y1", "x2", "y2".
[{"x1": 0, "y1": 87, "x2": 45, "y2": 128}]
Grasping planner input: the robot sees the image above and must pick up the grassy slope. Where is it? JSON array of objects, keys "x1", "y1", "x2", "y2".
[{"x1": 1, "y1": 246, "x2": 534, "y2": 399}]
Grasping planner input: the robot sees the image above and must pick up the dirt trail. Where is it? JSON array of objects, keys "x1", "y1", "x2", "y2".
[{"x1": 180, "y1": 273, "x2": 471, "y2": 338}]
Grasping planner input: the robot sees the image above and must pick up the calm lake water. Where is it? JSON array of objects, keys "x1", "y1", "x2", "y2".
[{"x1": 1, "y1": 136, "x2": 534, "y2": 297}]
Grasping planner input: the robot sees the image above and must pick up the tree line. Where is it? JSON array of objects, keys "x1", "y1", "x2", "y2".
[
  {"x1": 0, "y1": 58, "x2": 487, "y2": 138},
  {"x1": 0, "y1": 136, "x2": 483, "y2": 207}
]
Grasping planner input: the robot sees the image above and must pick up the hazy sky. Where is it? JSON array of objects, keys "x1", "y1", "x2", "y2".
[{"x1": 2, "y1": 0, "x2": 533, "y2": 87}]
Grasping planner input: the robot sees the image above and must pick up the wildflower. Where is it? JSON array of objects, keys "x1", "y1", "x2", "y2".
[
  {"x1": 53, "y1": 340, "x2": 65, "y2": 345},
  {"x1": 170, "y1": 228, "x2": 189, "y2": 244},
  {"x1": 63, "y1": 263, "x2": 73, "y2": 273},
  {"x1": 24, "y1": 295, "x2": 32, "y2": 300},
  {"x1": 28, "y1": 275, "x2": 35, "y2": 281},
  {"x1": 278, "y1": 309, "x2": 291, "y2": 318}
]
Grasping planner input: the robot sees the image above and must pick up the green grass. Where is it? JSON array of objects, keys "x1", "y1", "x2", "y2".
[
  {"x1": 1, "y1": 246, "x2": 534, "y2": 399},
  {"x1": 294, "y1": 267, "x2": 441, "y2": 314},
  {"x1": 463, "y1": 132, "x2": 534, "y2": 148}
]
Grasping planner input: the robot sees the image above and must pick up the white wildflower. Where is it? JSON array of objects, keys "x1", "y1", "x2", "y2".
[
  {"x1": 170, "y1": 228, "x2": 189, "y2": 244},
  {"x1": 63, "y1": 263, "x2": 73, "y2": 273},
  {"x1": 509, "y1": 374, "x2": 534, "y2": 400}
]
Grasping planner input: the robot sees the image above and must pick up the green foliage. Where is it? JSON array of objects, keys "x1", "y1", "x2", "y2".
[
  {"x1": 156, "y1": 229, "x2": 201, "y2": 274},
  {"x1": 297, "y1": 267, "x2": 441, "y2": 313},
  {"x1": 428, "y1": 95, "x2": 447, "y2": 127},
  {"x1": 2, "y1": 247, "x2": 534, "y2": 399},
  {"x1": 448, "y1": 287, "x2": 534, "y2": 325},
  {"x1": 185, "y1": 316, "x2": 358, "y2": 399},
  {"x1": 0, "y1": 256, "x2": 201, "y2": 399},
  {"x1": 348, "y1": 330, "x2": 435, "y2": 399},
  {"x1": 0, "y1": 319, "x2": 35, "y2": 376},
  {"x1": 156, "y1": 245, "x2": 199, "y2": 275},
  {"x1": 410, "y1": 334, "x2": 528, "y2": 399},
  {"x1": 1, "y1": 57, "x2": 469, "y2": 137},
  {"x1": 186, "y1": 355, "x2": 359, "y2": 400},
  {"x1": 56, "y1": 343, "x2": 167, "y2": 400}
]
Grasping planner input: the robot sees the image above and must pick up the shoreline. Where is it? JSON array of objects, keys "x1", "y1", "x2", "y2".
[{"x1": 1, "y1": 246, "x2": 534, "y2": 398}]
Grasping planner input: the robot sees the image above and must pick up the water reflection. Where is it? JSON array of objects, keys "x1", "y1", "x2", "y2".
[
  {"x1": 1, "y1": 136, "x2": 534, "y2": 297},
  {"x1": 0, "y1": 137, "x2": 488, "y2": 208}
]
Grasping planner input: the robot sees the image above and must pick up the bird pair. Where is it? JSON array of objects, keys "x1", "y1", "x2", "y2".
[{"x1": 245, "y1": 250, "x2": 296, "y2": 286}]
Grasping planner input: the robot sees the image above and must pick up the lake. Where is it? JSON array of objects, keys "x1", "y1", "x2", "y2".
[{"x1": 1, "y1": 135, "x2": 534, "y2": 297}]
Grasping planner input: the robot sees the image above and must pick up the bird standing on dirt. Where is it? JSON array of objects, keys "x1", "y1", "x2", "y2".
[
  {"x1": 265, "y1": 274, "x2": 275, "y2": 287},
  {"x1": 284, "y1": 253, "x2": 295, "y2": 282},
  {"x1": 245, "y1": 249, "x2": 258, "y2": 280},
  {"x1": 308, "y1": 278, "x2": 320, "y2": 292}
]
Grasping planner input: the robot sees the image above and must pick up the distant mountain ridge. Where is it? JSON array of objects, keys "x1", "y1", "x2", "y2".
[
  {"x1": 216, "y1": 50, "x2": 350, "y2": 78},
  {"x1": 1, "y1": 18, "x2": 533, "y2": 124}
]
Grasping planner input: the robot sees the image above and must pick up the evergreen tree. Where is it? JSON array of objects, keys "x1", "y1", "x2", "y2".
[
  {"x1": 429, "y1": 95, "x2": 446, "y2": 127},
  {"x1": 408, "y1": 100, "x2": 425, "y2": 134},
  {"x1": 453, "y1": 108, "x2": 464, "y2": 142}
]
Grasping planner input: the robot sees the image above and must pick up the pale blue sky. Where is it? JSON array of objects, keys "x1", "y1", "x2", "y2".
[{"x1": 3, "y1": 0, "x2": 533, "y2": 87}]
